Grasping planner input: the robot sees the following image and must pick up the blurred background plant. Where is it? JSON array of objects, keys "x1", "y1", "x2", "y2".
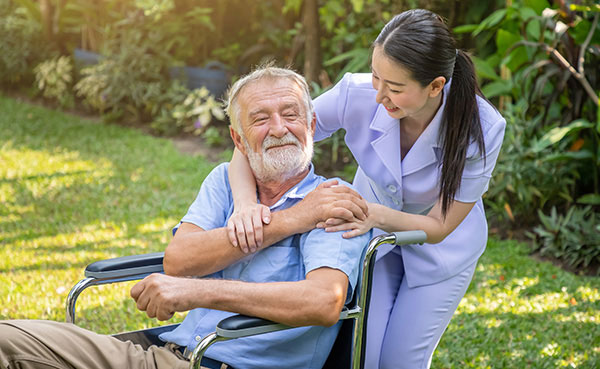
[
  {"x1": 33, "y1": 55, "x2": 74, "y2": 108},
  {"x1": 0, "y1": 0, "x2": 49, "y2": 85},
  {"x1": 1, "y1": 0, "x2": 598, "y2": 273}
]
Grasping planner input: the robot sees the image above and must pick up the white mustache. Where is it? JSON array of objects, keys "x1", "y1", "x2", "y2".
[{"x1": 262, "y1": 134, "x2": 300, "y2": 151}]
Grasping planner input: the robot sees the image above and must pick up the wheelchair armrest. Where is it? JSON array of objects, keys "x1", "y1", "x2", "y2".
[
  {"x1": 215, "y1": 314, "x2": 293, "y2": 338},
  {"x1": 85, "y1": 252, "x2": 165, "y2": 279},
  {"x1": 67, "y1": 252, "x2": 165, "y2": 324}
]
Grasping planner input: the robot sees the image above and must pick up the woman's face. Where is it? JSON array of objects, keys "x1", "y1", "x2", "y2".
[{"x1": 371, "y1": 45, "x2": 443, "y2": 122}]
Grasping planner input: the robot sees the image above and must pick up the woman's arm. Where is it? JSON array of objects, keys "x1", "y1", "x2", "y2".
[
  {"x1": 324, "y1": 199, "x2": 475, "y2": 244},
  {"x1": 228, "y1": 148, "x2": 271, "y2": 252}
]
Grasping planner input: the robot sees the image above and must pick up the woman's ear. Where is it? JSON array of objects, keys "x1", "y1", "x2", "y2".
[{"x1": 428, "y1": 76, "x2": 446, "y2": 98}]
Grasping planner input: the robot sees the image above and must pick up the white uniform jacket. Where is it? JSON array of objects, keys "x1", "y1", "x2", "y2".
[{"x1": 313, "y1": 73, "x2": 506, "y2": 287}]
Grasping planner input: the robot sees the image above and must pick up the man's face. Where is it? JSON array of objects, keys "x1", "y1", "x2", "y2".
[{"x1": 234, "y1": 78, "x2": 314, "y2": 182}]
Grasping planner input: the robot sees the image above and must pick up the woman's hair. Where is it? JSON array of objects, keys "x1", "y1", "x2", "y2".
[{"x1": 373, "y1": 9, "x2": 487, "y2": 217}]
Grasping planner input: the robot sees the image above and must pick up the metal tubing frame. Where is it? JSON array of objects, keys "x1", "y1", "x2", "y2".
[
  {"x1": 66, "y1": 273, "x2": 156, "y2": 324},
  {"x1": 189, "y1": 333, "x2": 231, "y2": 369}
]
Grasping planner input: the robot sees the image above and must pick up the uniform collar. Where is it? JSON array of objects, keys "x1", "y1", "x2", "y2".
[{"x1": 401, "y1": 80, "x2": 450, "y2": 175}]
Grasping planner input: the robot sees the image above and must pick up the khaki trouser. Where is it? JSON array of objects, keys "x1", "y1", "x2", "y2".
[{"x1": 0, "y1": 320, "x2": 203, "y2": 369}]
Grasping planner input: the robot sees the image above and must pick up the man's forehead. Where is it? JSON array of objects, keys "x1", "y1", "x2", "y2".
[{"x1": 239, "y1": 78, "x2": 304, "y2": 107}]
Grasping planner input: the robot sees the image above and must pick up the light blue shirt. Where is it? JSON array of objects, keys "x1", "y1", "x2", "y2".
[{"x1": 160, "y1": 163, "x2": 370, "y2": 369}]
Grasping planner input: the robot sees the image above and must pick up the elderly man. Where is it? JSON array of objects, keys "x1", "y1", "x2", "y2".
[{"x1": 0, "y1": 66, "x2": 370, "y2": 369}]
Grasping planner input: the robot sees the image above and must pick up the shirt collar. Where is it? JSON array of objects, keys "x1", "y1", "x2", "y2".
[{"x1": 265, "y1": 164, "x2": 320, "y2": 210}]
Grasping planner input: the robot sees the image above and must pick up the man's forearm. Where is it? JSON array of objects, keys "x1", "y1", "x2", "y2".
[
  {"x1": 164, "y1": 207, "x2": 314, "y2": 277},
  {"x1": 186, "y1": 271, "x2": 346, "y2": 327}
]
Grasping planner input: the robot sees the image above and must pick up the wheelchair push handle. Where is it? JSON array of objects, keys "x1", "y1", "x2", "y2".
[{"x1": 393, "y1": 230, "x2": 427, "y2": 245}]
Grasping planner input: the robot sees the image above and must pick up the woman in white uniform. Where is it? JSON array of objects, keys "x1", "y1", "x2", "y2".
[{"x1": 226, "y1": 9, "x2": 506, "y2": 368}]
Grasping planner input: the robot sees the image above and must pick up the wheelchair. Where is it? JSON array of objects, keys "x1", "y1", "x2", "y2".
[{"x1": 66, "y1": 231, "x2": 426, "y2": 369}]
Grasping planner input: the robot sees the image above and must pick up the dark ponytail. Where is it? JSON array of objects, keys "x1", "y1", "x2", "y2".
[
  {"x1": 440, "y1": 50, "x2": 486, "y2": 216},
  {"x1": 374, "y1": 9, "x2": 486, "y2": 217}
]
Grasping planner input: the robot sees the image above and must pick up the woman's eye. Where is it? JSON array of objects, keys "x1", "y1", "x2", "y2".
[{"x1": 390, "y1": 89, "x2": 401, "y2": 94}]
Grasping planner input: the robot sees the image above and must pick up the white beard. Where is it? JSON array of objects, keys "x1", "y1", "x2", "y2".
[{"x1": 243, "y1": 132, "x2": 313, "y2": 183}]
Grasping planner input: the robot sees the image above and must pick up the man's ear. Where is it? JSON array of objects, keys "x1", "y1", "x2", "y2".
[
  {"x1": 310, "y1": 113, "x2": 316, "y2": 138},
  {"x1": 230, "y1": 126, "x2": 247, "y2": 155},
  {"x1": 428, "y1": 76, "x2": 446, "y2": 98}
]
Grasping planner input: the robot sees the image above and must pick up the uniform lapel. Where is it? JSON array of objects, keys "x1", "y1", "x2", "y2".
[{"x1": 369, "y1": 104, "x2": 403, "y2": 185}]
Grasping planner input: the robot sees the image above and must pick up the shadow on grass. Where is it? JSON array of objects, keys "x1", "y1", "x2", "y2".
[
  {"x1": 1, "y1": 96, "x2": 216, "y2": 264},
  {"x1": 439, "y1": 308, "x2": 599, "y2": 368}
]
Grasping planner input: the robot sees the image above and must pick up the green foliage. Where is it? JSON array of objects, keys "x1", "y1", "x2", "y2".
[
  {"x1": 468, "y1": 0, "x2": 600, "y2": 242},
  {"x1": 151, "y1": 85, "x2": 225, "y2": 136},
  {"x1": 530, "y1": 206, "x2": 600, "y2": 274},
  {"x1": 74, "y1": 26, "x2": 172, "y2": 121},
  {"x1": 0, "y1": 0, "x2": 48, "y2": 85},
  {"x1": 485, "y1": 101, "x2": 579, "y2": 224},
  {"x1": 34, "y1": 56, "x2": 74, "y2": 108}
]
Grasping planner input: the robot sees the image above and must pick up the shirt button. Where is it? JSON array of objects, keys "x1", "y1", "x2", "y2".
[
  {"x1": 387, "y1": 184, "x2": 397, "y2": 193},
  {"x1": 195, "y1": 335, "x2": 202, "y2": 342},
  {"x1": 393, "y1": 199, "x2": 400, "y2": 206}
]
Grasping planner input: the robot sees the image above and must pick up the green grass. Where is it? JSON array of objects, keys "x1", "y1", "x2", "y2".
[
  {"x1": 434, "y1": 239, "x2": 599, "y2": 368},
  {"x1": 0, "y1": 94, "x2": 216, "y2": 332},
  {"x1": 1, "y1": 95, "x2": 598, "y2": 368}
]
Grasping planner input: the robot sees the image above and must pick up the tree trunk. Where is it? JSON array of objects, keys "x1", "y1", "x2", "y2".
[
  {"x1": 39, "y1": 0, "x2": 53, "y2": 41},
  {"x1": 302, "y1": 0, "x2": 321, "y2": 86}
]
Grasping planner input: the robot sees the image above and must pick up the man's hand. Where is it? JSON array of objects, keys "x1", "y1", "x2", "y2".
[
  {"x1": 299, "y1": 180, "x2": 369, "y2": 228},
  {"x1": 130, "y1": 273, "x2": 196, "y2": 321}
]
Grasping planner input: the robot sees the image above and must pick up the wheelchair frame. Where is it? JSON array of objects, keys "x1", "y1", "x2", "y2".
[{"x1": 66, "y1": 231, "x2": 426, "y2": 369}]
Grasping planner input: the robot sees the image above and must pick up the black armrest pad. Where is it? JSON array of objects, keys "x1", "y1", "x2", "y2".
[
  {"x1": 216, "y1": 314, "x2": 292, "y2": 338},
  {"x1": 85, "y1": 252, "x2": 164, "y2": 279}
]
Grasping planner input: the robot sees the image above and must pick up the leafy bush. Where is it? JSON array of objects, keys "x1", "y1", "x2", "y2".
[
  {"x1": 74, "y1": 27, "x2": 172, "y2": 121},
  {"x1": 529, "y1": 206, "x2": 600, "y2": 275},
  {"x1": 485, "y1": 101, "x2": 579, "y2": 224},
  {"x1": 34, "y1": 56, "x2": 74, "y2": 108},
  {"x1": 0, "y1": 0, "x2": 48, "y2": 85},
  {"x1": 150, "y1": 84, "x2": 225, "y2": 136}
]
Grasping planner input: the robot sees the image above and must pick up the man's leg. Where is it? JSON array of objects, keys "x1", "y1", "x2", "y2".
[{"x1": 0, "y1": 320, "x2": 188, "y2": 369}]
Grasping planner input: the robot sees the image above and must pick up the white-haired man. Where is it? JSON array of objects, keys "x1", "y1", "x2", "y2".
[{"x1": 0, "y1": 66, "x2": 370, "y2": 369}]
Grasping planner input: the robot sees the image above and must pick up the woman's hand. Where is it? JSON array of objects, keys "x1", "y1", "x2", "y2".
[
  {"x1": 319, "y1": 202, "x2": 378, "y2": 238},
  {"x1": 227, "y1": 203, "x2": 271, "y2": 253},
  {"x1": 297, "y1": 180, "x2": 369, "y2": 228}
]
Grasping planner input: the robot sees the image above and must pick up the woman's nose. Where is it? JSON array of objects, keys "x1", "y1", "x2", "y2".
[{"x1": 375, "y1": 85, "x2": 386, "y2": 105}]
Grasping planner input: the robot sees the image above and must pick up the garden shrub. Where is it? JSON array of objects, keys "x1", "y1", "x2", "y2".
[
  {"x1": 0, "y1": 0, "x2": 48, "y2": 85},
  {"x1": 150, "y1": 82, "x2": 225, "y2": 136},
  {"x1": 34, "y1": 56, "x2": 75, "y2": 108},
  {"x1": 74, "y1": 27, "x2": 172, "y2": 121},
  {"x1": 485, "y1": 101, "x2": 579, "y2": 225},
  {"x1": 529, "y1": 206, "x2": 600, "y2": 275}
]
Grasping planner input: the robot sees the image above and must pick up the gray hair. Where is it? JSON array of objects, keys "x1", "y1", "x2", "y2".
[{"x1": 225, "y1": 65, "x2": 314, "y2": 134}]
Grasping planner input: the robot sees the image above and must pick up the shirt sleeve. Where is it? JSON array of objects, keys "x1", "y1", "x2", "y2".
[
  {"x1": 173, "y1": 163, "x2": 233, "y2": 234},
  {"x1": 455, "y1": 114, "x2": 507, "y2": 203},
  {"x1": 300, "y1": 228, "x2": 370, "y2": 303},
  {"x1": 312, "y1": 73, "x2": 352, "y2": 142}
]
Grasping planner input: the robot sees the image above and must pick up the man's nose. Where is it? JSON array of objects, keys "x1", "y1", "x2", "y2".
[{"x1": 268, "y1": 114, "x2": 288, "y2": 138}]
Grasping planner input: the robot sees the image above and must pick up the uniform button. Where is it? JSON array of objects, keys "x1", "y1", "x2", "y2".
[
  {"x1": 393, "y1": 199, "x2": 400, "y2": 205},
  {"x1": 195, "y1": 335, "x2": 202, "y2": 342},
  {"x1": 387, "y1": 185, "x2": 397, "y2": 193}
]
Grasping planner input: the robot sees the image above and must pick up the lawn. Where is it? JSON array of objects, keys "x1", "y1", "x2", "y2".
[{"x1": 1, "y1": 95, "x2": 598, "y2": 368}]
